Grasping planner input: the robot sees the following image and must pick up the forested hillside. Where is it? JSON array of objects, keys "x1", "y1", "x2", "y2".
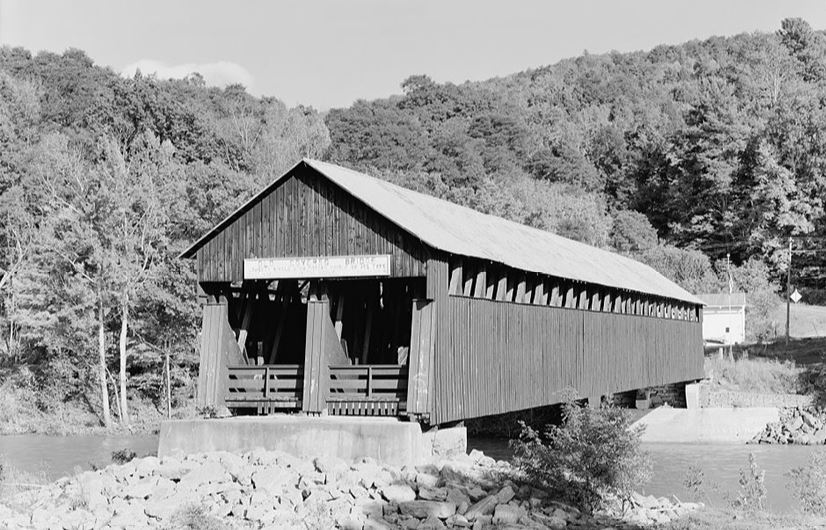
[{"x1": 1, "y1": 18, "x2": 824, "y2": 430}]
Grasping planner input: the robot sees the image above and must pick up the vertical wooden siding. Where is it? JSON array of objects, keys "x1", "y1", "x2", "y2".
[
  {"x1": 196, "y1": 167, "x2": 427, "y2": 282},
  {"x1": 431, "y1": 296, "x2": 704, "y2": 424}
]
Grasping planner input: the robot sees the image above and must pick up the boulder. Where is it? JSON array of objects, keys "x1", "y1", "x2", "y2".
[
  {"x1": 546, "y1": 516, "x2": 568, "y2": 529},
  {"x1": 338, "y1": 515, "x2": 365, "y2": 530},
  {"x1": 464, "y1": 495, "x2": 498, "y2": 521},
  {"x1": 419, "y1": 486, "x2": 448, "y2": 501},
  {"x1": 416, "y1": 472, "x2": 441, "y2": 488},
  {"x1": 75, "y1": 471, "x2": 109, "y2": 511},
  {"x1": 496, "y1": 485, "x2": 515, "y2": 504},
  {"x1": 418, "y1": 514, "x2": 447, "y2": 529},
  {"x1": 802, "y1": 410, "x2": 820, "y2": 429},
  {"x1": 466, "y1": 486, "x2": 487, "y2": 501},
  {"x1": 399, "y1": 516, "x2": 421, "y2": 529},
  {"x1": 364, "y1": 517, "x2": 394, "y2": 530},
  {"x1": 313, "y1": 456, "x2": 347, "y2": 475},
  {"x1": 398, "y1": 500, "x2": 457, "y2": 519},
  {"x1": 123, "y1": 477, "x2": 159, "y2": 500},
  {"x1": 134, "y1": 456, "x2": 159, "y2": 478},
  {"x1": 446, "y1": 488, "x2": 470, "y2": 507},
  {"x1": 350, "y1": 485, "x2": 370, "y2": 499},
  {"x1": 382, "y1": 484, "x2": 417, "y2": 503},
  {"x1": 446, "y1": 513, "x2": 472, "y2": 527},
  {"x1": 358, "y1": 500, "x2": 386, "y2": 519},
  {"x1": 178, "y1": 461, "x2": 228, "y2": 488},
  {"x1": 251, "y1": 466, "x2": 299, "y2": 494},
  {"x1": 492, "y1": 503, "x2": 523, "y2": 525}
]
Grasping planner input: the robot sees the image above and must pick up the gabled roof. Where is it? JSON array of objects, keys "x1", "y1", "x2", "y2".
[
  {"x1": 697, "y1": 293, "x2": 746, "y2": 307},
  {"x1": 182, "y1": 159, "x2": 702, "y2": 304}
]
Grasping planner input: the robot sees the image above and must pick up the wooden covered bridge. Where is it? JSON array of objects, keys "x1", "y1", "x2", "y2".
[{"x1": 181, "y1": 159, "x2": 704, "y2": 426}]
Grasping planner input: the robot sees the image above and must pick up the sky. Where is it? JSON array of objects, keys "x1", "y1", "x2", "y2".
[{"x1": 1, "y1": 0, "x2": 825, "y2": 109}]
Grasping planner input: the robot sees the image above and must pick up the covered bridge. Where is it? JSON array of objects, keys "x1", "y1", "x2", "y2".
[{"x1": 181, "y1": 159, "x2": 704, "y2": 425}]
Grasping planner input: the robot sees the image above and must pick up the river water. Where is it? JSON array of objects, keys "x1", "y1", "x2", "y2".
[
  {"x1": 0, "y1": 434, "x2": 818, "y2": 513},
  {"x1": 468, "y1": 437, "x2": 820, "y2": 513}
]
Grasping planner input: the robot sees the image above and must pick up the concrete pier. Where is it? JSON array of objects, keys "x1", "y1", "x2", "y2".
[
  {"x1": 158, "y1": 416, "x2": 466, "y2": 466},
  {"x1": 633, "y1": 407, "x2": 779, "y2": 443}
]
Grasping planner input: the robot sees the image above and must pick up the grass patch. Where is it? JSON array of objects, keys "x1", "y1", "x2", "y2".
[
  {"x1": 663, "y1": 509, "x2": 826, "y2": 529},
  {"x1": 0, "y1": 458, "x2": 50, "y2": 504},
  {"x1": 704, "y1": 356, "x2": 803, "y2": 394}
]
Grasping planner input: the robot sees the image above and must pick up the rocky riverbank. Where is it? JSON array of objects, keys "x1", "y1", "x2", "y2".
[
  {"x1": 749, "y1": 406, "x2": 826, "y2": 445},
  {"x1": 0, "y1": 449, "x2": 700, "y2": 529}
]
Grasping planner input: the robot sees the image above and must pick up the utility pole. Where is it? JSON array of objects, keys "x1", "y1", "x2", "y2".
[
  {"x1": 727, "y1": 253, "x2": 733, "y2": 360},
  {"x1": 786, "y1": 236, "x2": 792, "y2": 346}
]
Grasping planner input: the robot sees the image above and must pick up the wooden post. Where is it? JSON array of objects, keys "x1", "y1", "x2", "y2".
[
  {"x1": 590, "y1": 291, "x2": 600, "y2": 311},
  {"x1": 578, "y1": 286, "x2": 589, "y2": 310},
  {"x1": 197, "y1": 301, "x2": 243, "y2": 412},
  {"x1": 334, "y1": 294, "x2": 345, "y2": 338},
  {"x1": 361, "y1": 294, "x2": 374, "y2": 364},
  {"x1": 515, "y1": 275, "x2": 527, "y2": 304},
  {"x1": 484, "y1": 268, "x2": 495, "y2": 299},
  {"x1": 474, "y1": 267, "x2": 487, "y2": 298},
  {"x1": 407, "y1": 299, "x2": 436, "y2": 417},
  {"x1": 496, "y1": 273, "x2": 508, "y2": 302},
  {"x1": 236, "y1": 292, "x2": 254, "y2": 363},
  {"x1": 302, "y1": 300, "x2": 337, "y2": 415},
  {"x1": 448, "y1": 260, "x2": 462, "y2": 295},
  {"x1": 463, "y1": 263, "x2": 474, "y2": 296},
  {"x1": 267, "y1": 302, "x2": 289, "y2": 364},
  {"x1": 533, "y1": 281, "x2": 545, "y2": 305}
]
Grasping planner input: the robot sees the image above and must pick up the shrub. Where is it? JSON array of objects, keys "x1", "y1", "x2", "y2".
[
  {"x1": 731, "y1": 453, "x2": 766, "y2": 514},
  {"x1": 788, "y1": 450, "x2": 826, "y2": 515},
  {"x1": 111, "y1": 449, "x2": 137, "y2": 465},
  {"x1": 165, "y1": 504, "x2": 229, "y2": 530},
  {"x1": 704, "y1": 356, "x2": 802, "y2": 394},
  {"x1": 510, "y1": 399, "x2": 651, "y2": 514}
]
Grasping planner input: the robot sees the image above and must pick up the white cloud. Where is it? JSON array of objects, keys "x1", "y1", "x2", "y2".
[{"x1": 120, "y1": 59, "x2": 254, "y2": 90}]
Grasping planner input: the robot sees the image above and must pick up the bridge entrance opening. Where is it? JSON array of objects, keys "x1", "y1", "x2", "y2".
[{"x1": 215, "y1": 276, "x2": 426, "y2": 417}]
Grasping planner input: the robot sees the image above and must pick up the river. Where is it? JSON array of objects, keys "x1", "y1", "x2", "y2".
[
  {"x1": 0, "y1": 434, "x2": 819, "y2": 513},
  {"x1": 469, "y1": 437, "x2": 820, "y2": 513}
]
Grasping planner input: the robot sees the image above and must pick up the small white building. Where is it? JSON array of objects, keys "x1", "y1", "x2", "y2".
[{"x1": 697, "y1": 292, "x2": 746, "y2": 345}]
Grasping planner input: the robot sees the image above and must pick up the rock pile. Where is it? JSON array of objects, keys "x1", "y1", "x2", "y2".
[
  {"x1": 749, "y1": 407, "x2": 826, "y2": 445},
  {"x1": 0, "y1": 449, "x2": 700, "y2": 529}
]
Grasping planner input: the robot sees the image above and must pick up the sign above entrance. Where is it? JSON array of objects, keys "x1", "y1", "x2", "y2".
[{"x1": 244, "y1": 254, "x2": 392, "y2": 280}]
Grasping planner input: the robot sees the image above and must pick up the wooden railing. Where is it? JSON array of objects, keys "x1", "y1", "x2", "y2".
[
  {"x1": 327, "y1": 364, "x2": 408, "y2": 416},
  {"x1": 225, "y1": 365, "x2": 303, "y2": 414}
]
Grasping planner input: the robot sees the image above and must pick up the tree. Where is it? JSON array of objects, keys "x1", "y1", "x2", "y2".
[
  {"x1": 637, "y1": 245, "x2": 717, "y2": 293},
  {"x1": 96, "y1": 132, "x2": 171, "y2": 425},
  {"x1": 610, "y1": 210, "x2": 658, "y2": 252},
  {"x1": 17, "y1": 133, "x2": 114, "y2": 427},
  {"x1": 778, "y1": 18, "x2": 826, "y2": 83}
]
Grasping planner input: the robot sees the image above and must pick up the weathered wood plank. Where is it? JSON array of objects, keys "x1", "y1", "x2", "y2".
[
  {"x1": 195, "y1": 165, "x2": 428, "y2": 282},
  {"x1": 431, "y1": 297, "x2": 704, "y2": 424}
]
